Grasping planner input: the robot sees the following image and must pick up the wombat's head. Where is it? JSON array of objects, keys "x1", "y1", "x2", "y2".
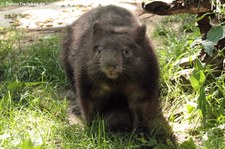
[{"x1": 88, "y1": 21, "x2": 149, "y2": 81}]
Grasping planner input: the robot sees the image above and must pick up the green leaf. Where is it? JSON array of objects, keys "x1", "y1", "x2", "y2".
[
  {"x1": 20, "y1": 138, "x2": 43, "y2": 149},
  {"x1": 198, "y1": 86, "x2": 207, "y2": 125},
  {"x1": 190, "y1": 74, "x2": 199, "y2": 91},
  {"x1": 179, "y1": 138, "x2": 196, "y2": 149},
  {"x1": 207, "y1": 26, "x2": 225, "y2": 43},
  {"x1": 20, "y1": 139, "x2": 34, "y2": 149},
  {"x1": 24, "y1": 82, "x2": 43, "y2": 87},
  {"x1": 7, "y1": 81, "x2": 24, "y2": 90},
  {"x1": 190, "y1": 60, "x2": 206, "y2": 91},
  {"x1": 7, "y1": 81, "x2": 43, "y2": 91},
  {"x1": 148, "y1": 138, "x2": 158, "y2": 146},
  {"x1": 186, "y1": 104, "x2": 195, "y2": 114},
  {"x1": 195, "y1": 58, "x2": 204, "y2": 71},
  {"x1": 201, "y1": 40, "x2": 214, "y2": 56}
]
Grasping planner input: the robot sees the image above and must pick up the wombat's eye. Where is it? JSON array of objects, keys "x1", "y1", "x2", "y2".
[
  {"x1": 93, "y1": 45, "x2": 102, "y2": 54},
  {"x1": 122, "y1": 48, "x2": 132, "y2": 57}
]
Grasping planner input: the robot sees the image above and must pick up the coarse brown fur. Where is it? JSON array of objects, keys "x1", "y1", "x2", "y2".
[{"x1": 61, "y1": 5, "x2": 160, "y2": 133}]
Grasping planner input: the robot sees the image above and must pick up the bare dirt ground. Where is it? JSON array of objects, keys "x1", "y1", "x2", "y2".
[
  {"x1": 0, "y1": 0, "x2": 144, "y2": 28},
  {"x1": 0, "y1": 0, "x2": 164, "y2": 47}
]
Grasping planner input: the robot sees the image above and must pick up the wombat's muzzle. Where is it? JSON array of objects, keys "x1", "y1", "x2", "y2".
[{"x1": 101, "y1": 57, "x2": 122, "y2": 79}]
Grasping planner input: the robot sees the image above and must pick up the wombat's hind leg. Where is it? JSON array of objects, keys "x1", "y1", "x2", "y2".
[
  {"x1": 129, "y1": 99, "x2": 157, "y2": 136},
  {"x1": 104, "y1": 110, "x2": 132, "y2": 133}
]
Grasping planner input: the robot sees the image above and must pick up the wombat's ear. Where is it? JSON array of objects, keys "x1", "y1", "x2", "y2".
[
  {"x1": 135, "y1": 25, "x2": 146, "y2": 43},
  {"x1": 93, "y1": 21, "x2": 104, "y2": 36}
]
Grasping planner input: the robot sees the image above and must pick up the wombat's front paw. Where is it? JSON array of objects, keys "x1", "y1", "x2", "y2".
[{"x1": 134, "y1": 126, "x2": 150, "y2": 137}]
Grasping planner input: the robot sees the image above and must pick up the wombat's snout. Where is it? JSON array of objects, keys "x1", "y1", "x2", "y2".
[{"x1": 101, "y1": 57, "x2": 122, "y2": 79}]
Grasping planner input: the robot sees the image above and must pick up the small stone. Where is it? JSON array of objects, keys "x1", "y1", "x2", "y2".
[
  {"x1": 45, "y1": 24, "x2": 53, "y2": 27},
  {"x1": 19, "y1": 14, "x2": 31, "y2": 18},
  {"x1": 4, "y1": 13, "x2": 17, "y2": 19}
]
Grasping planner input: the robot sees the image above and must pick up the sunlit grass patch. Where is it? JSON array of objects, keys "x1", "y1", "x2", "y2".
[
  {"x1": 0, "y1": 28, "x2": 66, "y2": 85},
  {"x1": 154, "y1": 14, "x2": 225, "y2": 148},
  {"x1": 0, "y1": 28, "x2": 68, "y2": 148},
  {"x1": 0, "y1": 85, "x2": 69, "y2": 148}
]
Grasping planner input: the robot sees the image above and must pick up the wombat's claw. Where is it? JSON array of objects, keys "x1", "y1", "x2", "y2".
[{"x1": 134, "y1": 126, "x2": 150, "y2": 138}]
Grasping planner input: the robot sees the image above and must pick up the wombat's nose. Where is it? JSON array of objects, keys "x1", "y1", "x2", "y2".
[
  {"x1": 101, "y1": 57, "x2": 121, "y2": 79},
  {"x1": 103, "y1": 58, "x2": 119, "y2": 70},
  {"x1": 107, "y1": 66, "x2": 117, "y2": 72},
  {"x1": 105, "y1": 66, "x2": 119, "y2": 79},
  {"x1": 102, "y1": 64, "x2": 120, "y2": 79}
]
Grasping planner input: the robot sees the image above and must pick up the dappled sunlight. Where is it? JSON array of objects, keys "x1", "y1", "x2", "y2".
[{"x1": 1, "y1": 0, "x2": 224, "y2": 148}]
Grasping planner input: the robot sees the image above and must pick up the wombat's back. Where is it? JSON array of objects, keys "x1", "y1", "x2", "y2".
[{"x1": 66, "y1": 5, "x2": 140, "y2": 49}]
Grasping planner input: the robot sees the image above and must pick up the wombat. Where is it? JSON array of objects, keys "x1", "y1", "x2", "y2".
[{"x1": 61, "y1": 5, "x2": 159, "y2": 133}]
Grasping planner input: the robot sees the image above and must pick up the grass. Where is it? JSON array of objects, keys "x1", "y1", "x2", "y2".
[
  {"x1": 154, "y1": 14, "x2": 225, "y2": 149},
  {"x1": 0, "y1": 14, "x2": 225, "y2": 148},
  {"x1": 0, "y1": 28, "x2": 175, "y2": 149},
  {"x1": 0, "y1": 28, "x2": 68, "y2": 148}
]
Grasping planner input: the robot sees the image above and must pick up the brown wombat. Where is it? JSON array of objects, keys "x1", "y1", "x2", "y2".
[{"x1": 61, "y1": 5, "x2": 159, "y2": 133}]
